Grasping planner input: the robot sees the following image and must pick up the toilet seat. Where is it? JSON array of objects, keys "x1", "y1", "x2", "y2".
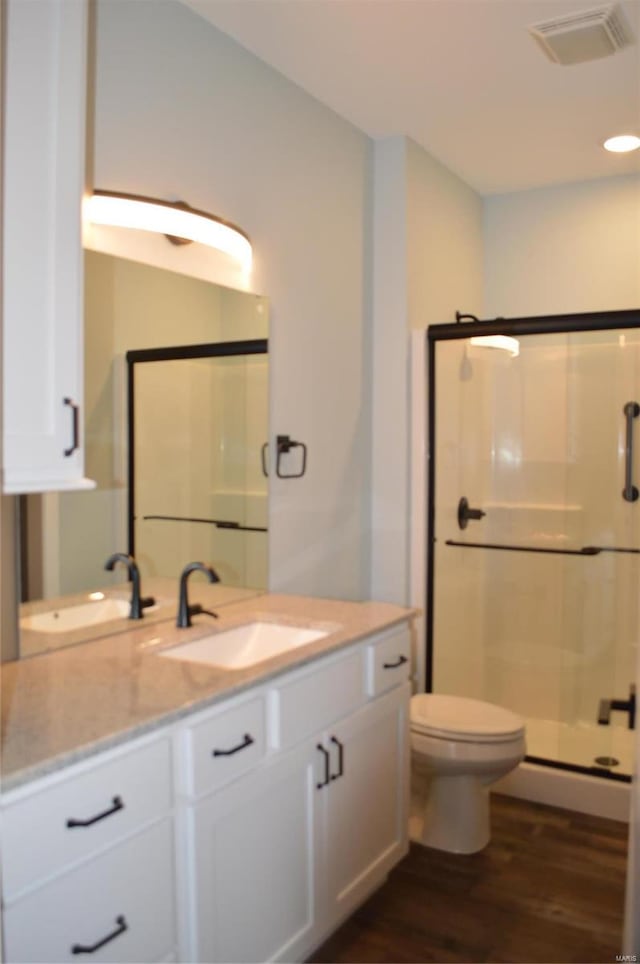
[{"x1": 411, "y1": 693, "x2": 524, "y2": 744}]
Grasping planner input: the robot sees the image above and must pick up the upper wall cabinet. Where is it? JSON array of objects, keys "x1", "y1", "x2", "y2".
[{"x1": 2, "y1": 0, "x2": 93, "y2": 494}]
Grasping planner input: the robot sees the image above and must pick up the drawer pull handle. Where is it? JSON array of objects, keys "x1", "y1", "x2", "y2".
[
  {"x1": 212, "y1": 733, "x2": 254, "y2": 757},
  {"x1": 63, "y1": 397, "x2": 80, "y2": 457},
  {"x1": 316, "y1": 743, "x2": 330, "y2": 789},
  {"x1": 66, "y1": 796, "x2": 124, "y2": 828},
  {"x1": 330, "y1": 736, "x2": 344, "y2": 780},
  {"x1": 383, "y1": 654, "x2": 408, "y2": 669},
  {"x1": 71, "y1": 914, "x2": 128, "y2": 954}
]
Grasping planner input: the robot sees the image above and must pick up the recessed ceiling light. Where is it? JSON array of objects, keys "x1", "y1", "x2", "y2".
[{"x1": 603, "y1": 134, "x2": 640, "y2": 153}]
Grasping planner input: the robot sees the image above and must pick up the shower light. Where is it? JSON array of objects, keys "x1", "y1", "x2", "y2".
[
  {"x1": 86, "y1": 191, "x2": 252, "y2": 269},
  {"x1": 603, "y1": 134, "x2": 640, "y2": 153},
  {"x1": 469, "y1": 335, "x2": 520, "y2": 357}
]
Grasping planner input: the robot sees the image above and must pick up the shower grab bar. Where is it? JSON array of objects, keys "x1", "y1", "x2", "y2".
[
  {"x1": 444, "y1": 540, "x2": 601, "y2": 556},
  {"x1": 623, "y1": 401, "x2": 640, "y2": 503},
  {"x1": 142, "y1": 514, "x2": 268, "y2": 533}
]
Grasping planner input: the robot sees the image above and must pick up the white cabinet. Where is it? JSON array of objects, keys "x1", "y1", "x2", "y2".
[
  {"x1": 3, "y1": 819, "x2": 176, "y2": 964},
  {"x1": 186, "y1": 627, "x2": 411, "y2": 963},
  {"x1": 322, "y1": 684, "x2": 409, "y2": 926},
  {"x1": 190, "y1": 741, "x2": 319, "y2": 964},
  {"x1": 2, "y1": 0, "x2": 92, "y2": 493},
  {"x1": 1, "y1": 736, "x2": 177, "y2": 964}
]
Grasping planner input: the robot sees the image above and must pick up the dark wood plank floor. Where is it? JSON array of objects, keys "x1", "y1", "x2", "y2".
[{"x1": 309, "y1": 794, "x2": 628, "y2": 964}]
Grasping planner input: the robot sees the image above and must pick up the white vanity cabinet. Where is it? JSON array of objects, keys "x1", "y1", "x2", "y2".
[
  {"x1": 1, "y1": 736, "x2": 177, "y2": 964},
  {"x1": 2, "y1": 0, "x2": 91, "y2": 493},
  {"x1": 0, "y1": 620, "x2": 412, "y2": 964},
  {"x1": 183, "y1": 623, "x2": 411, "y2": 964}
]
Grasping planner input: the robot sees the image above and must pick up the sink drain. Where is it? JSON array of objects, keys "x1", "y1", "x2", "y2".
[{"x1": 594, "y1": 756, "x2": 620, "y2": 767}]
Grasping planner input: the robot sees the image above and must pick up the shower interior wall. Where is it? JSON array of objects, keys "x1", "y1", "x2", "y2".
[{"x1": 432, "y1": 326, "x2": 640, "y2": 774}]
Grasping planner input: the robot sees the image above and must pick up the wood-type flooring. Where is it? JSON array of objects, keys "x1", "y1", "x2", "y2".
[{"x1": 309, "y1": 793, "x2": 628, "y2": 964}]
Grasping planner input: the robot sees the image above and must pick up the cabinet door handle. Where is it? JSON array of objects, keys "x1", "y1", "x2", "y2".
[
  {"x1": 316, "y1": 743, "x2": 330, "y2": 789},
  {"x1": 71, "y1": 915, "x2": 128, "y2": 955},
  {"x1": 212, "y1": 733, "x2": 254, "y2": 757},
  {"x1": 329, "y1": 736, "x2": 344, "y2": 780},
  {"x1": 383, "y1": 654, "x2": 408, "y2": 669},
  {"x1": 66, "y1": 796, "x2": 124, "y2": 828},
  {"x1": 63, "y1": 396, "x2": 80, "y2": 457}
]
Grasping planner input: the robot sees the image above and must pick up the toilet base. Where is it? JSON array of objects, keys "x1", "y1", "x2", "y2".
[{"x1": 419, "y1": 775, "x2": 490, "y2": 854}]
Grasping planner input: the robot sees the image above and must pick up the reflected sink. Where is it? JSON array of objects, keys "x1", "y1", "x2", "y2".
[
  {"x1": 21, "y1": 598, "x2": 134, "y2": 634},
  {"x1": 157, "y1": 621, "x2": 329, "y2": 670}
]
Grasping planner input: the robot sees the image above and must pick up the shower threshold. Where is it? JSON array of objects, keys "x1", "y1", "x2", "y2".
[{"x1": 524, "y1": 716, "x2": 632, "y2": 782}]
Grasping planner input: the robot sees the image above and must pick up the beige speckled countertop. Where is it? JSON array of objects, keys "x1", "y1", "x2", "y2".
[{"x1": 2, "y1": 594, "x2": 415, "y2": 793}]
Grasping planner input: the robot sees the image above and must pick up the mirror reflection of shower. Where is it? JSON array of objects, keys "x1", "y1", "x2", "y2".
[
  {"x1": 429, "y1": 315, "x2": 640, "y2": 781},
  {"x1": 129, "y1": 341, "x2": 269, "y2": 591}
]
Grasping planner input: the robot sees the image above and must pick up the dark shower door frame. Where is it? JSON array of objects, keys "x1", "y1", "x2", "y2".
[
  {"x1": 426, "y1": 308, "x2": 640, "y2": 783},
  {"x1": 126, "y1": 338, "x2": 268, "y2": 559}
]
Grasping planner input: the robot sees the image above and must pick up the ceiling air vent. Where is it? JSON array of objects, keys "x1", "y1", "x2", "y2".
[{"x1": 528, "y1": 3, "x2": 634, "y2": 65}]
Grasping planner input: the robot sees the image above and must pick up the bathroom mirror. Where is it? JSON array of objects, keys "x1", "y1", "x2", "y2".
[{"x1": 15, "y1": 251, "x2": 269, "y2": 659}]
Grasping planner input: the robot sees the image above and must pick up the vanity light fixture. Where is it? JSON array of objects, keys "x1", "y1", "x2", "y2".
[
  {"x1": 86, "y1": 191, "x2": 252, "y2": 269},
  {"x1": 469, "y1": 335, "x2": 520, "y2": 357},
  {"x1": 603, "y1": 134, "x2": 640, "y2": 153}
]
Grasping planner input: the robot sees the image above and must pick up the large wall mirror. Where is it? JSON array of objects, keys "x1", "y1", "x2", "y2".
[{"x1": 15, "y1": 251, "x2": 268, "y2": 660}]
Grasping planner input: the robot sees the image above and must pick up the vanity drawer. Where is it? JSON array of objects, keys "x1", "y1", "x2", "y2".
[
  {"x1": 186, "y1": 695, "x2": 267, "y2": 798},
  {"x1": 3, "y1": 818, "x2": 175, "y2": 964},
  {"x1": 273, "y1": 647, "x2": 365, "y2": 749},
  {"x1": 2, "y1": 737, "x2": 172, "y2": 900},
  {"x1": 366, "y1": 626, "x2": 411, "y2": 697}
]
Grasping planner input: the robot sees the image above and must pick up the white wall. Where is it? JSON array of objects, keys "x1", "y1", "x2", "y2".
[
  {"x1": 370, "y1": 137, "x2": 483, "y2": 618},
  {"x1": 94, "y1": 0, "x2": 371, "y2": 600},
  {"x1": 484, "y1": 174, "x2": 640, "y2": 318},
  {"x1": 406, "y1": 140, "x2": 484, "y2": 330}
]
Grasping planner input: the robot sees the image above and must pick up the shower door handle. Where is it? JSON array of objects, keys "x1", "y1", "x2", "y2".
[
  {"x1": 457, "y1": 497, "x2": 486, "y2": 530},
  {"x1": 622, "y1": 401, "x2": 640, "y2": 502}
]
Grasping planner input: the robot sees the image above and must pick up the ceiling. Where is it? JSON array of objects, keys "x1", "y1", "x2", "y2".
[{"x1": 180, "y1": 0, "x2": 640, "y2": 195}]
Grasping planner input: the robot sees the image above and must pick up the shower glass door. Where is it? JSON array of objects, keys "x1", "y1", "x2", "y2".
[{"x1": 430, "y1": 319, "x2": 639, "y2": 779}]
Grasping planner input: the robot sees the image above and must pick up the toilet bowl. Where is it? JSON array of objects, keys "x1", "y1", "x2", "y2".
[{"x1": 410, "y1": 693, "x2": 526, "y2": 854}]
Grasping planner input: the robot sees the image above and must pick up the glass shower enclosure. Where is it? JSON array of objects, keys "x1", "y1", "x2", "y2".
[{"x1": 427, "y1": 311, "x2": 640, "y2": 781}]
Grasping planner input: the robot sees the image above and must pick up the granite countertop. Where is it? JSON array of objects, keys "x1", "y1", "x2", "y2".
[
  {"x1": 18, "y1": 577, "x2": 263, "y2": 658},
  {"x1": 1, "y1": 594, "x2": 415, "y2": 793}
]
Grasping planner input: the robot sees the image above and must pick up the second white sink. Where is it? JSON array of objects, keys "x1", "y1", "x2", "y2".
[
  {"x1": 21, "y1": 598, "x2": 133, "y2": 634},
  {"x1": 157, "y1": 621, "x2": 329, "y2": 670}
]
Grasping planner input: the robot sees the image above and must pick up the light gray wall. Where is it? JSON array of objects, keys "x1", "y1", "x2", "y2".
[
  {"x1": 484, "y1": 174, "x2": 640, "y2": 317},
  {"x1": 369, "y1": 137, "x2": 484, "y2": 610},
  {"x1": 94, "y1": 0, "x2": 371, "y2": 600},
  {"x1": 406, "y1": 139, "x2": 484, "y2": 329}
]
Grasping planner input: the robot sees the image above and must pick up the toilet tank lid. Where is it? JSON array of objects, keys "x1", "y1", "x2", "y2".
[{"x1": 411, "y1": 693, "x2": 525, "y2": 739}]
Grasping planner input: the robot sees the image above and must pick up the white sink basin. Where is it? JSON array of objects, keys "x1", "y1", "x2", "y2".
[
  {"x1": 21, "y1": 598, "x2": 133, "y2": 634},
  {"x1": 158, "y1": 621, "x2": 329, "y2": 670}
]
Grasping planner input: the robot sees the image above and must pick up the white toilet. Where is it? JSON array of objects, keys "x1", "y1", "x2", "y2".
[{"x1": 410, "y1": 693, "x2": 526, "y2": 854}]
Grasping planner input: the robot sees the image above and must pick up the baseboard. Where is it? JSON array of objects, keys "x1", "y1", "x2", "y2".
[{"x1": 494, "y1": 761, "x2": 631, "y2": 822}]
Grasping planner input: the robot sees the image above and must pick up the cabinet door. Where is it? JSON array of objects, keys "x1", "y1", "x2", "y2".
[
  {"x1": 323, "y1": 682, "x2": 410, "y2": 923},
  {"x1": 191, "y1": 742, "x2": 319, "y2": 964},
  {"x1": 2, "y1": 0, "x2": 90, "y2": 493}
]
